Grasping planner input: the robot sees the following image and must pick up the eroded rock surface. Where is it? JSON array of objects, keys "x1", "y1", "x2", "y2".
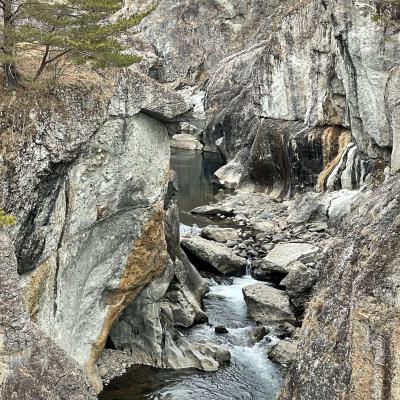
[
  {"x1": 0, "y1": 68, "x2": 198, "y2": 392},
  {"x1": 280, "y1": 176, "x2": 400, "y2": 399},
  {"x1": 0, "y1": 232, "x2": 94, "y2": 400}
]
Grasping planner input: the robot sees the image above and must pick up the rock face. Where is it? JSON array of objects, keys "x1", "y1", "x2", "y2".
[
  {"x1": 279, "y1": 176, "x2": 400, "y2": 399},
  {"x1": 204, "y1": 0, "x2": 397, "y2": 192},
  {"x1": 129, "y1": 0, "x2": 398, "y2": 194},
  {"x1": 181, "y1": 235, "x2": 247, "y2": 276},
  {"x1": 0, "y1": 68, "x2": 203, "y2": 392},
  {"x1": 107, "y1": 200, "x2": 226, "y2": 373},
  {"x1": 1, "y1": 0, "x2": 399, "y2": 398},
  {"x1": 0, "y1": 232, "x2": 94, "y2": 400},
  {"x1": 242, "y1": 283, "x2": 296, "y2": 324}
]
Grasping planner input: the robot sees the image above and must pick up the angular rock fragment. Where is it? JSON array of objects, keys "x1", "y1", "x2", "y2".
[
  {"x1": 260, "y1": 242, "x2": 320, "y2": 275},
  {"x1": 280, "y1": 261, "x2": 318, "y2": 308},
  {"x1": 242, "y1": 283, "x2": 296, "y2": 324},
  {"x1": 269, "y1": 340, "x2": 298, "y2": 366},
  {"x1": 170, "y1": 133, "x2": 204, "y2": 150},
  {"x1": 201, "y1": 226, "x2": 240, "y2": 243},
  {"x1": 181, "y1": 235, "x2": 247, "y2": 276}
]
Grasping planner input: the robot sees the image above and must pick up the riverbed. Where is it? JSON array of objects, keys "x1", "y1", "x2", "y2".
[{"x1": 100, "y1": 149, "x2": 283, "y2": 400}]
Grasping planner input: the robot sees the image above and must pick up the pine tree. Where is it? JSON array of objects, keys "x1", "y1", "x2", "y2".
[{"x1": 0, "y1": 0, "x2": 153, "y2": 88}]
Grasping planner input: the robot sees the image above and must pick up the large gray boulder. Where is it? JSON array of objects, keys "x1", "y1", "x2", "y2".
[
  {"x1": 201, "y1": 226, "x2": 240, "y2": 243},
  {"x1": 242, "y1": 283, "x2": 296, "y2": 324},
  {"x1": 109, "y1": 194, "x2": 210, "y2": 370},
  {"x1": 0, "y1": 68, "x2": 192, "y2": 391},
  {"x1": 181, "y1": 235, "x2": 247, "y2": 276},
  {"x1": 260, "y1": 242, "x2": 320, "y2": 275},
  {"x1": 280, "y1": 261, "x2": 319, "y2": 309}
]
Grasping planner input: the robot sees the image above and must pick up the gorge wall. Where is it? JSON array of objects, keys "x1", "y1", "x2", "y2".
[
  {"x1": 135, "y1": 0, "x2": 399, "y2": 194},
  {"x1": 0, "y1": 67, "x2": 220, "y2": 396}
]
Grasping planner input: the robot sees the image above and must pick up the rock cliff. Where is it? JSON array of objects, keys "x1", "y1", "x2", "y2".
[
  {"x1": 280, "y1": 175, "x2": 400, "y2": 399},
  {"x1": 127, "y1": 0, "x2": 400, "y2": 397},
  {"x1": 133, "y1": 0, "x2": 399, "y2": 194},
  {"x1": 0, "y1": 231, "x2": 95, "y2": 400},
  {"x1": 0, "y1": 67, "x2": 219, "y2": 394}
]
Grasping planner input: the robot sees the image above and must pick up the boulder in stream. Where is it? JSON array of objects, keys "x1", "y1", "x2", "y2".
[
  {"x1": 170, "y1": 133, "x2": 204, "y2": 150},
  {"x1": 201, "y1": 226, "x2": 240, "y2": 243},
  {"x1": 259, "y1": 242, "x2": 320, "y2": 276},
  {"x1": 181, "y1": 235, "x2": 247, "y2": 276},
  {"x1": 242, "y1": 283, "x2": 296, "y2": 324},
  {"x1": 191, "y1": 204, "x2": 234, "y2": 216},
  {"x1": 215, "y1": 325, "x2": 229, "y2": 334},
  {"x1": 269, "y1": 340, "x2": 298, "y2": 366}
]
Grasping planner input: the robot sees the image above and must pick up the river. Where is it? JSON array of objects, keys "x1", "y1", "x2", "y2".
[{"x1": 100, "y1": 149, "x2": 283, "y2": 400}]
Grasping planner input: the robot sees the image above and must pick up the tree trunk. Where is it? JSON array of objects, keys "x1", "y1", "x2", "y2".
[{"x1": 2, "y1": 0, "x2": 18, "y2": 89}]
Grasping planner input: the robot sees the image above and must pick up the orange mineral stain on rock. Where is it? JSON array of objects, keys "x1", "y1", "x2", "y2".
[
  {"x1": 85, "y1": 206, "x2": 169, "y2": 391},
  {"x1": 317, "y1": 127, "x2": 351, "y2": 192}
]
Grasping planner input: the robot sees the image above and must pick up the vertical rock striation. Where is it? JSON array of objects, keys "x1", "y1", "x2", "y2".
[
  {"x1": 279, "y1": 176, "x2": 400, "y2": 399},
  {"x1": 0, "y1": 68, "x2": 196, "y2": 391},
  {"x1": 130, "y1": 0, "x2": 399, "y2": 194},
  {"x1": 0, "y1": 231, "x2": 94, "y2": 399}
]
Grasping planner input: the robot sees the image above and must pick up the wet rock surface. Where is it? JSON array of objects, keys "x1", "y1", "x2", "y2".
[{"x1": 1, "y1": 0, "x2": 399, "y2": 398}]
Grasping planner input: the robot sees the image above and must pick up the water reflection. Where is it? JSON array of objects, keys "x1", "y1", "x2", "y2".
[{"x1": 170, "y1": 148, "x2": 224, "y2": 227}]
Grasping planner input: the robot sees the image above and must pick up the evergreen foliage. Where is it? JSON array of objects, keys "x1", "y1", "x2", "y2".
[{"x1": 0, "y1": 0, "x2": 153, "y2": 87}]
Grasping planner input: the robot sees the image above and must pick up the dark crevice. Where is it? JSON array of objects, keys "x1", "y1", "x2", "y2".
[{"x1": 53, "y1": 179, "x2": 70, "y2": 317}]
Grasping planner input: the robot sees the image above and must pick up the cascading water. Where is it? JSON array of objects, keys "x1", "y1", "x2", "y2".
[
  {"x1": 100, "y1": 149, "x2": 283, "y2": 400},
  {"x1": 154, "y1": 274, "x2": 283, "y2": 400}
]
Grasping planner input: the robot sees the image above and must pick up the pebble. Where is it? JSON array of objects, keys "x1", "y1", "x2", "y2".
[
  {"x1": 215, "y1": 325, "x2": 229, "y2": 334},
  {"x1": 247, "y1": 249, "x2": 258, "y2": 257},
  {"x1": 262, "y1": 244, "x2": 275, "y2": 252}
]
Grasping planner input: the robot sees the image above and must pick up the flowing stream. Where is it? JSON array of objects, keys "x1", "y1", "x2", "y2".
[{"x1": 100, "y1": 149, "x2": 283, "y2": 400}]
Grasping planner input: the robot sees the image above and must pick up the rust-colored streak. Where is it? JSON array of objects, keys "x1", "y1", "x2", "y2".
[
  {"x1": 318, "y1": 127, "x2": 351, "y2": 191},
  {"x1": 85, "y1": 206, "x2": 169, "y2": 391}
]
